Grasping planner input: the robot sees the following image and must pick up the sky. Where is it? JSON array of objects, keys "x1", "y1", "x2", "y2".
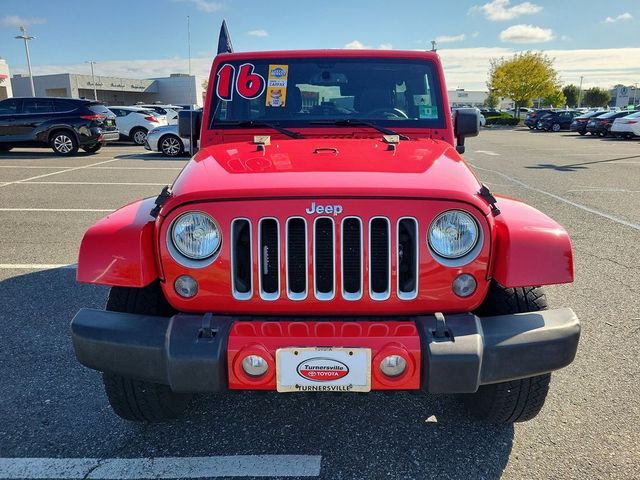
[{"x1": 1, "y1": 0, "x2": 639, "y2": 91}]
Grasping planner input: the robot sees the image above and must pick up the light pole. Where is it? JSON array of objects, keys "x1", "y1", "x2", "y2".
[
  {"x1": 86, "y1": 61, "x2": 97, "y2": 100},
  {"x1": 633, "y1": 83, "x2": 638, "y2": 107},
  {"x1": 577, "y1": 76, "x2": 584, "y2": 108},
  {"x1": 14, "y1": 26, "x2": 35, "y2": 97}
]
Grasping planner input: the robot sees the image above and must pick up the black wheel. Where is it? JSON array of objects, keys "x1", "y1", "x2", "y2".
[
  {"x1": 551, "y1": 123, "x2": 561, "y2": 132},
  {"x1": 82, "y1": 143, "x2": 103, "y2": 153},
  {"x1": 50, "y1": 130, "x2": 79, "y2": 156},
  {"x1": 464, "y1": 283, "x2": 551, "y2": 423},
  {"x1": 0, "y1": 144, "x2": 13, "y2": 152},
  {"x1": 101, "y1": 282, "x2": 191, "y2": 422},
  {"x1": 130, "y1": 127, "x2": 148, "y2": 146},
  {"x1": 578, "y1": 130, "x2": 586, "y2": 136},
  {"x1": 159, "y1": 134, "x2": 184, "y2": 157}
]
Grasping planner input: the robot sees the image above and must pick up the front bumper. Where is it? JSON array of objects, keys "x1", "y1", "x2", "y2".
[{"x1": 71, "y1": 308, "x2": 580, "y2": 393}]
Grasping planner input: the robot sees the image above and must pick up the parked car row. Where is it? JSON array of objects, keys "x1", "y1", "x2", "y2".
[
  {"x1": 0, "y1": 97, "x2": 194, "y2": 155},
  {"x1": 522, "y1": 107, "x2": 639, "y2": 138}
]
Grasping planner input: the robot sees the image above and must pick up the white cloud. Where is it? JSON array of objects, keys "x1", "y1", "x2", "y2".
[
  {"x1": 378, "y1": 43, "x2": 393, "y2": 50},
  {"x1": 0, "y1": 15, "x2": 47, "y2": 28},
  {"x1": 174, "y1": 0, "x2": 223, "y2": 13},
  {"x1": 12, "y1": 48, "x2": 640, "y2": 93},
  {"x1": 248, "y1": 29, "x2": 268, "y2": 37},
  {"x1": 469, "y1": 0, "x2": 541, "y2": 21},
  {"x1": 435, "y1": 34, "x2": 466, "y2": 44},
  {"x1": 604, "y1": 12, "x2": 633, "y2": 23},
  {"x1": 344, "y1": 40, "x2": 367, "y2": 49},
  {"x1": 500, "y1": 24, "x2": 554, "y2": 43},
  {"x1": 436, "y1": 47, "x2": 640, "y2": 90}
]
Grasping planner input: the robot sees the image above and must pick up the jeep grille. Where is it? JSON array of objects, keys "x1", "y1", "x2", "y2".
[{"x1": 230, "y1": 216, "x2": 419, "y2": 301}]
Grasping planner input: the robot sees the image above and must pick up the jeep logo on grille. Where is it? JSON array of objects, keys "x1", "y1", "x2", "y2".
[{"x1": 305, "y1": 202, "x2": 343, "y2": 216}]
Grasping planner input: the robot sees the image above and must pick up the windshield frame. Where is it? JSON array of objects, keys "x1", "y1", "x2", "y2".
[{"x1": 208, "y1": 56, "x2": 446, "y2": 132}]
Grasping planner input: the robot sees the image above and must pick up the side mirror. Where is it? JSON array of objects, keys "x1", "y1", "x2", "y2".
[
  {"x1": 178, "y1": 110, "x2": 202, "y2": 140},
  {"x1": 453, "y1": 108, "x2": 480, "y2": 154}
]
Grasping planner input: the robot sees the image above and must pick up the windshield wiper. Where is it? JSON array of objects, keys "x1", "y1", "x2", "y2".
[
  {"x1": 217, "y1": 120, "x2": 304, "y2": 139},
  {"x1": 310, "y1": 119, "x2": 410, "y2": 140}
]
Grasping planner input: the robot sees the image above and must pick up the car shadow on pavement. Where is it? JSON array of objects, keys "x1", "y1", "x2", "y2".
[
  {"x1": 526, "y1": 154, "x2": 640, "y2": 172},
  {"x1": 0, "y1": 151, "x2": 103, "y2": 160},
  {"x1": 0, "y1": 268, "x2": 514, "y2": 479}
]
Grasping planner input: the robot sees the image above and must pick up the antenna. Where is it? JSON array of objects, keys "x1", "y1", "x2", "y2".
[{"x1": 188, "y1": 15, "x2": 194, "y2": 156}]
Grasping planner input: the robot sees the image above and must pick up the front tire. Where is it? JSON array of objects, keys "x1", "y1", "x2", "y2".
[
  {"x1": 101, "y1": 282, "x2": 191, "y2": 422},
  {"x1": 130, "y1": 127, "x2": 148, "y2": 146},
  {"x1": 551, "y1": 123, "x2": 561, "y2": 132},
  {"x1": 159, "y1": 134, "x2": 184, "y2": 157},
  {"x1": 50, "y1": 130, "x2": 79, "y2": 156},
  {"x1": 464, "y1": 284, "x2": 552, "y2": 423},
  {"x1": 578, "y1": 130, "x2": 586, "y2": 136}
]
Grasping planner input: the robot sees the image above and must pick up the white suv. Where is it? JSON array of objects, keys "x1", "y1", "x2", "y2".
[
  {"x1": 136, "y1": 104, "x2": 183, "y2": 125},
  {"x1": 108, "y1": 106, "x2": 168, "y2": 145}
]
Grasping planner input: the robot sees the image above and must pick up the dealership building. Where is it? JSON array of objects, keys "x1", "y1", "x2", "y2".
[{"x1": 11, "y1": 72, "x2": 207, "y2": 106}]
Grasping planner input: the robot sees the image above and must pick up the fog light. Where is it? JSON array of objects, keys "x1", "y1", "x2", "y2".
[
  {"x1": 380, "y1": 355, "x2": 407, "y2": 377},
  {"x1": 242, "y1": 355, "x2": 269, "y2": 377},
  {"x1": 452, "y1": 273, "x2": 476, "y2": 297},
  {"x1": 174, "y1": 275, "x2": 198, "y2": 298}
]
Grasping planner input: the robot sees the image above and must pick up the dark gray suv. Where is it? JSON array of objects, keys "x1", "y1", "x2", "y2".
[{"x1": 0, "y1": 97, "x2": 119, "y2": 155}]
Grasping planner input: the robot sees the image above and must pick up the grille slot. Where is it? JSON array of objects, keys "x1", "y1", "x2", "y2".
[
  {"x1": 369, "y1": 217, "x2": 391, "y2": 300},
  {"x1": 258, "y1": 218, "x2": 280, "y2": 300},
  {"x1": 231, "y1": 219, "x2": 252, "y2": 300},
  {"x1": 314, "y1": 217, "x2": 335, "y2": 300},
  {"x1": 341, "y1": 217, "x2": 362, "y2": 300},
  {"x1": 286, "y1": 217, "x2": 307, "y2": 300},
  {"x1": 397, "y1": 217, "x2": 418, "y2": 299}
]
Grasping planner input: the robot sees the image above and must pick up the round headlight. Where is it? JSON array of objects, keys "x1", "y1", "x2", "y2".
[
  {"x1": 171, "y1": 212, "x2": 221, "y2": 260},
  {"x1": 428, "y1": 210, "x2": 479, "y2": 259}
]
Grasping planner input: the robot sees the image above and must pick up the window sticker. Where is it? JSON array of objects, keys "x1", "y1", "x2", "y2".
[
  {"x1": 419, "y1": 105, "x2": 438, "y2": 119},
  {"x1": 215, "y1": 63, "x2": 266, "y2": 101},
  {"x1": 413, "y1": 94, "x2": 431, "y2": 106},
  {"x1": 266, "y1": 64, "x2": 289, "y2": 107}
]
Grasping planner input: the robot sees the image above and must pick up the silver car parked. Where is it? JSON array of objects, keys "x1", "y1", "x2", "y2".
[{"x1": 144, "y1": 124, "x2": 192, "y2": 157}]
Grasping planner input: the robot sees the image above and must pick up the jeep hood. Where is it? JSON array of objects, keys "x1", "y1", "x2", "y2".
[{"x1": 166, "y1": 138, "x2": 489, "y2": 214}]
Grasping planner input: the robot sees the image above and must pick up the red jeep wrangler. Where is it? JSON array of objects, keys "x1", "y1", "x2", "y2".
[{"x1": 71, "y1": 43, "x2": 580, "y2": 423}]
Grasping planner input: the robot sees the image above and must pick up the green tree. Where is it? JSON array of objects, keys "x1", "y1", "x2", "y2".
[
  {"x1": 487, "y1": 51, "x2": 562, "y2": 117},
  {"x1": 543, "y1": 89, "x2": 567, "y2": 108},
  {"x1": 562, "y1": 84, "x2": 580, "y2": 107},
  {"x1": 582, "y1": 87, "x2": 611, "y2": 107},
  {"x1": 484, "y1": 91, "x2": 500, "y2": 109}
]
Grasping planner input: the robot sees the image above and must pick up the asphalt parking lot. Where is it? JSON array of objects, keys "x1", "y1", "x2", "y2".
[{"x1": 0, "y1": 130, "x2": 639, "y2": 480}]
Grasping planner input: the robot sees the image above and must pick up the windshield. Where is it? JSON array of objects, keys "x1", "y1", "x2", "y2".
[{"x1": 210, "y1": 57, "x2": 444, "y2": 130}]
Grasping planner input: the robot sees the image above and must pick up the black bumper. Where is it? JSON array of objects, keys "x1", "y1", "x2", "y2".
[{"x1": 71, "y1": 308, "x2": 580, "y2": 394}]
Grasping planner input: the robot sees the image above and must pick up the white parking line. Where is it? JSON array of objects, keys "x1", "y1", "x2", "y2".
[
  {"x1": 0, "y1": 455, "x2": 322, "y2": 479},
  {"x1": 18, "y1": 181, "x2": 166, "y2": 186},
  {"x1": 474, "y1": 150, "x2": 501, "y2": 156},
  {"x1": 470, "y1": 163, "x2": 640, "y2": 232},
  {"x1": 0, "y1": 166, "x2": 183, "y2": 170},
  {"x1": 0, "y1": 159, "x2": 119, "y2": 188},
  {"x1": 0, "y1": 208, "x2": 113, "y2": 212},
  {"x1": 0, "y1": 264, "x2": 77, "y2": 270}
]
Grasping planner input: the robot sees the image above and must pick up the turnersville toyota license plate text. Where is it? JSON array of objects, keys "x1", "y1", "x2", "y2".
[{"x1": 276, "y1": 347, "x2": 371, "y2": 393}]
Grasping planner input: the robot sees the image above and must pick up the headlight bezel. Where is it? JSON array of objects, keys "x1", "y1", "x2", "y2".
[
  {"x1": 167, "y1": 211, "x2": 222, "y2": 268},
  {"x1": 427, "y1": 209, "x2": 482, "y2": 266}
]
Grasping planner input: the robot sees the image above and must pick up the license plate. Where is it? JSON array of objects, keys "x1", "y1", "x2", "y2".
[{"x1": 276, "y1": 347, "x2": 371, "y2": 393}]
